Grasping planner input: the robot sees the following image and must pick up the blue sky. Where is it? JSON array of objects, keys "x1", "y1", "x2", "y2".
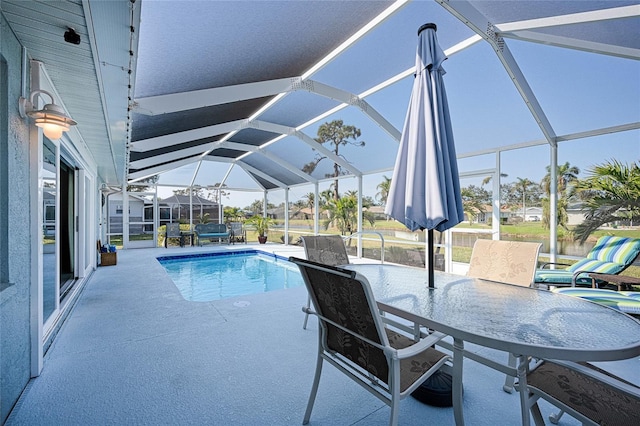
[{"x1": 257, "y1": 39, "x2": 639, "y2": 210}]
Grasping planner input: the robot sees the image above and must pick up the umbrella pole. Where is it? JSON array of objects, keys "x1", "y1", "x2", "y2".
[
  {"x1": 428, "y1": 229, "x2": 434, "y2": 288},
  {"x1": 413, "y1": 231, "x2": 454, "y2": 407}
]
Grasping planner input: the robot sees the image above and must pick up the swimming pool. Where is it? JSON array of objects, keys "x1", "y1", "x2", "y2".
[{"x1": 157, "y1": 250, "x2": 304, "y2": 301}]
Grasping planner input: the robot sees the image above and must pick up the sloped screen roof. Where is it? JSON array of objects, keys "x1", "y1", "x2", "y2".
[{"x1": 128, "y1": 0, "x2": 639, "y2": 194}]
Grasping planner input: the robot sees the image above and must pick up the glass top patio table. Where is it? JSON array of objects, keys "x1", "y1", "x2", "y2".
[
  {"x1": 344, "y1": 264, "x2": 640, "y2": 425},
  {"x1": 344, "y1": 264, "x2": 640, "y2": 361}
]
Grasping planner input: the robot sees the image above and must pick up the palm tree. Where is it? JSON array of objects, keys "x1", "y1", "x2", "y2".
[
  {"x1": 323, "y1": 196, "x2": 357, "y2": 235},
  {"x1": 319, "y1": 189, "x2": 334, "y2": 207},
  {"x1": 302, "y1": 192, "x2": 315, "y2": 215},
  {"x1": 541, "y1": 161, "x2": 580, "y2": 195},
  {"x1": 376, "y1": 175, "x2": 391, "y2": 205},
  {"x1": 480, "y1": 173, "x2": 508, "y2": 187},
  {"x1": 223, "y1": 206, "x2": 243, "y2": 221},
  {"x1": 513, "y1": 177, "x2": 536, "y2": 221},
  {"x1": 323, "y1": 192, "x2": 375, "y2": 236},
  {"x1": 461, "y1": 187, "x2": 485, "y2": 224},
  {"x1": 573, "y1": 160, "x2": 640, "y2": 243},
  {"x1": 541, "y1": 162, "x2": 580, "y2": 229},
  {"x1": 344, "y1": 190, "x2": 375, "y2": 225}
]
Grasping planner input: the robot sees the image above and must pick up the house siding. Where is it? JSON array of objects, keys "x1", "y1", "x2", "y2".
[{"x1": 0, "y1": 13, "x2": 33, "y2": 424}]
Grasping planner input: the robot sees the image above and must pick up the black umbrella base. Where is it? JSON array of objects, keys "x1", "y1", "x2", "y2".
[{"x1": 411, "y1": 370, "x2": 460, "y2": 407}]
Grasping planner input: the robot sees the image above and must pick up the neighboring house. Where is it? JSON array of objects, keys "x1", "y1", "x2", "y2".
[
  {"x1": 106, "y1": 193, "x2": 224, "y2": 236},
  {"x1": 159, "y1": 194, "x2": 221, "y2": 224},
  {"x1": 43, "y1": 190, "x2": 55, "y2": 236},
  {"x1": 289, "y1": 207, "x2": 313, "y2": 220},
  {"x1": 266, "y1": 205, "x2": 286, "y2": 219},
  {"x1": 365, "y1": 205, "x2": 388, "y2": 220},
  {"x1": 567, "y1": 203, "x2": 586, "y2": 226},
  {"x1": 512, "y1": 206, "x2": 544, "y2": 222},
  {"x1": 107, "y1": 193, "x2": 151, "y2": 234},
  {"x1": 473, "y1": 205, "x2": 512, "y2": 224}
]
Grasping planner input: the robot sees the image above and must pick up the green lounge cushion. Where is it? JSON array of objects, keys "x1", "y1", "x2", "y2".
[
  {"x1": 535, "y1": 236, "x2": 640, "y2": 285},
  {"x1": 566, "y1": 259, "x2": 624, "y2": 274},
  {"x1": 553, "y1": 288, "x2": 640, "y2": 315},
  {"x1": 535, "y1": 269, "x2": 591, "y2": 285},
  {"x1": 583, "y1": 235, "x2": 640, "y2": 265}
]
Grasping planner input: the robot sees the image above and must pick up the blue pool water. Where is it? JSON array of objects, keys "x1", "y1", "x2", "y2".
[{"x1": 157, "y1": 250, "x2": 304, "y2": 301}]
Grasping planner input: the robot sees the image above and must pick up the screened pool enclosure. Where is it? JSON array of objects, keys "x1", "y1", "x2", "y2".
[{"x1": 116, "y1": 1, "x2": 638, "y2": 264}]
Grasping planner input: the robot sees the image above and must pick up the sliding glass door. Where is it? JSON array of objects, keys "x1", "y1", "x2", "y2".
[
  {"x1": 58, "y1": 159, "x2": 77, "y2": 299},
  {"x1": 41, "y1": 139, "x2": 89, "y2": 333},
  {"x1": 42, "y1": 138, "x2": 57, "y2": 325}
]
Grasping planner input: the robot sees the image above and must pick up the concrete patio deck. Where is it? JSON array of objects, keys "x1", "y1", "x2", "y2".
[{"x1": 7, "y1": 244, "x2": 639, "y2": 425}]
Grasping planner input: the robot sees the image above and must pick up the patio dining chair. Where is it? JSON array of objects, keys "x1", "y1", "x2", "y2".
[
  {"x1": 164, "y1": 223, "x2": 183, "y2": 248},
  {"x1": 229, "y1": 222, "x2": 246, "y2": 244},
  {"x1": 289, "y1": 257, "x2": 451, "y2": 426},
  {"x1": 518, "y1": 359, "x2": 640, "y2": 425},
  {"x1": 300, "y1": 235, "x2": 350, "y2": 330},
  {"x1": 465, "y1": 239, "x2": 542, "y2": 394},
  {"x1": 467, "y1": 239, "x2": 542, "y2": 288},
  {"x1": 534, "y1": 236, "x2": 640, "y2": 288}
]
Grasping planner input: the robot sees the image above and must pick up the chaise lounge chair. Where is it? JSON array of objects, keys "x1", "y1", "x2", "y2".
[
  {"x1": 534, "y1": 235, "x2": 640, "y2": 288},
  {"x1": 551, "y1": 287, "x2": 640, "y2": 316}
]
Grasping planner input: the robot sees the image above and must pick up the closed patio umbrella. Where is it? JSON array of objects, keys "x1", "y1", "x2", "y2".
[{"x1": 385, "y1": 22, "x2": 463, "y2": 288}]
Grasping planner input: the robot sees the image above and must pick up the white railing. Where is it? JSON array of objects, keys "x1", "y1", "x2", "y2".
[{"x1": 342, "y1": 231, "x2": 385, "y2": 264}]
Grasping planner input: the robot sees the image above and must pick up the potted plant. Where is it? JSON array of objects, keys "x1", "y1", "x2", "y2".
[{"x1": 247, "y1": 215, "x2": 274, "y2": 244}]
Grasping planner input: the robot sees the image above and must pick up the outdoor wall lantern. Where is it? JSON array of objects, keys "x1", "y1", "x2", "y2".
[{"x1": 19, "y1": 89, "x2": 77, "y2": 140}]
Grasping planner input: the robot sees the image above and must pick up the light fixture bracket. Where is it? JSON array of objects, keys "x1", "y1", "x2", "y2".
[{"x1": 19, "y1": 89, "x2": 77, "y2": 139}]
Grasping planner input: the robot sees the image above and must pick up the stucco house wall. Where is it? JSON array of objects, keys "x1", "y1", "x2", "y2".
[{"x1": 0, "y1": 14, "x2": 33, "y2": 423}]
